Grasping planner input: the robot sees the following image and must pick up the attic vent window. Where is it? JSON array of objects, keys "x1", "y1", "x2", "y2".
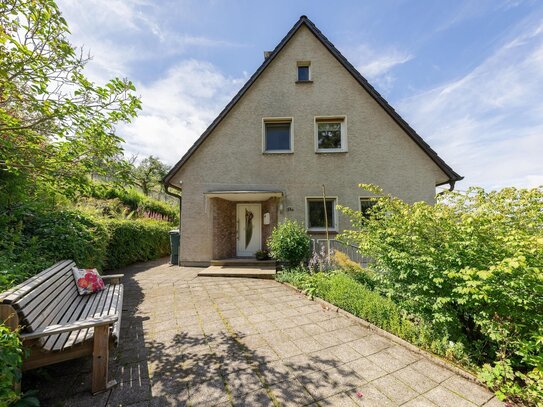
[{"x1": 297, "y1": 62, "x2": 311, "y2": 82}]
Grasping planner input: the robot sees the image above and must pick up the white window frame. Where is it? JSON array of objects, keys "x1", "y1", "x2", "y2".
[
  {"x1": 305, "y1": 196, "x2": 338, "y2": 232},
  {"x1": 297, "y1": 61, "x2": 311, "y2": 81},
  {"x1": 314, "y1": 116, "x2": 347, "y2": 153},
  {"x1": 262, "y1": 117, "x2": 294, "y2": 154}
]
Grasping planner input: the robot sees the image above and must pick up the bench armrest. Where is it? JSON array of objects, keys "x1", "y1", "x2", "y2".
[
  {"x1": 101, "y1": 274, "x2": 123, "y2": 283},
  {"x1": 20, "y1": 315, "x2": 118, "y2": 341}
]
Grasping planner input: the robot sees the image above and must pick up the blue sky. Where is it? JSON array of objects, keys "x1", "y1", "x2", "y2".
[{"x1": 58, "y1": 0, "x2": 543, "y2": 190}]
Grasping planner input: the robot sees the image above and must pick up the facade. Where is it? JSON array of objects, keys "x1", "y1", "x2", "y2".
[{"x1": 164, "y1": 16, "x2": 462, "y2": 266}]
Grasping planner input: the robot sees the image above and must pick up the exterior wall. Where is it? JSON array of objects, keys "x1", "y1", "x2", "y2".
[{"x1": 173, "y1": 25, "x2": 450, "y2": 264}]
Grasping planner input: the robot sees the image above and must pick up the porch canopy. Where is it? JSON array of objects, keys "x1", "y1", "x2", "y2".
[{"x1": 204, "y1": 190, "x2": 283, "y2": 202}]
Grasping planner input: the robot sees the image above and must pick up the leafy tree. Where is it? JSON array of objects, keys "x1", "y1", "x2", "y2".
[
  {"x1": 0, "y1": 0, "x2": 141, "y2": 196},
  {"x1": 339, "y1": 184, "x2": 543, "y2": 404},
  {"x1": 130, "y1": 156, "x2": 170, "y2": 196}
]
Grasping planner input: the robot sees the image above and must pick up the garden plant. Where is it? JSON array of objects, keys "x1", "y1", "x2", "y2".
[{"x1": 278, "y1": 184, "x2": 543, "y2": 406}]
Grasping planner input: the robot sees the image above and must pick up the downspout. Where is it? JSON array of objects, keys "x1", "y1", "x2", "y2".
[{"x1": 437, "y1": 180, "x2": 457, "y2": 196}]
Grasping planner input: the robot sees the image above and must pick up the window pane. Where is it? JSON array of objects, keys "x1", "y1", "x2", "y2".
[
  {"x1": 265, "y1": 123, "x2": 290, "y2": 151},
  {"x1": 360, "y1": 199, "x2": 376, "y2": 218},
  {"x1": 298, "y1": 66, "x2": 309, "y2": 81},
  {"x1": 308, "y1": 199, "x2": 335, "y2": 228},
  {"x1": 317, "y1": 122, "x2": 342, "y2": 149}
]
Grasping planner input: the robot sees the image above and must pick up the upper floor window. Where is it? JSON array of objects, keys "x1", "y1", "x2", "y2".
[
  {"x1": 297, "y1": 61, "x2": 311, "y2": 82},
  {"x1": 263, "y1": 118, "x2": 292, "y2": 153},
  {"x1": 315, "y1": 116, "x2": 347, "y2": 152}
]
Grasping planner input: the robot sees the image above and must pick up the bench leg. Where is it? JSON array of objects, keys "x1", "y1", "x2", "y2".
[{"x1": 91, "y1": 325, "x2": 117, "y2": 394}]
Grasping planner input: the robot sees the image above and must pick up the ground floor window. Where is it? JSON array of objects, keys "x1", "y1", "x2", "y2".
[
  {"x1": 306, "y1": 197, "x2": 337, "y2": 230},
  {"x1": 360, "y1": 197, "x2": 377, "y2": 218}
]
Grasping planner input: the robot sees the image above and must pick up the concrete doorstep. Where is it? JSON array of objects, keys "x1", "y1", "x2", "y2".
[{"x1": 198, "y1": 265, "x2": 277, "y2": 279}]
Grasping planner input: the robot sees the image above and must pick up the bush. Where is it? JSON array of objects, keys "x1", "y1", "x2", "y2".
[
  {"x1": 0, "y1": 203, "x2": 172, "y2": 292},
  {"x1": 89, "y1": 184, "x2": 178, "y2": 222},
  {"x1": 331, "y1": 251, "x2": 377, "y2": 289},
  {"x1": 104, "y1": 219, "x2": 171, "y2": 270},
  {"x1": 339, "y1": 184, "x2": 543, "y2": 404},
  {"x1": 267, "y1": 219, "x2": 311, "y2": 266},
  {"x1": 0, "y1": 324, "x2": 22, "y2": 406},
  {"x1": 0, "y1": 204, "x2": 109, "y2": 291}
]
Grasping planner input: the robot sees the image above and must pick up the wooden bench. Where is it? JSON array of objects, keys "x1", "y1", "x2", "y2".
[{"x1": 0, "y1": 260, "x2": 124, "y2": 394}]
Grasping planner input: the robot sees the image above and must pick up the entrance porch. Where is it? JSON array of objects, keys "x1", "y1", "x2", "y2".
[{"x1": 206, "y1": 190, "x2": 282, "y2": 261}]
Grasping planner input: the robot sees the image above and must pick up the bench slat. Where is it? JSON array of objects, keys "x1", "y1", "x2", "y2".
[
  {"x1": 20, "y1": 315, "x2": 118, "y2": 340},
  {"x1": 62, "y1": 291, "x2": 104, "y2": 350},
  {"x1": 42, "y1": 288, "x2": 105, "y2": 351},
  {"x1": 79, "y1": 284, "x2": 118, "y2": 346},
  {"x1": 16, "y1": 270, "x2": 71, "y2": 312},
  {"x1": 112, "y1": 285, "x2": 123, "y2": 344},
  {"x1": 64, "y1": 285, "x2": 117, "y2": 350},
  {"x1": 0, "y1": 260, "x2": 75, "y2": 304},
  {"x1": 83, "y1": 284, "x2": 121, "y2": 344},
  {"x1": 21, "y1": 273, "x2": 75, "y2": 329},
  {"x1": 31, "y1": 284, "x2": 83, "y2": 332}
]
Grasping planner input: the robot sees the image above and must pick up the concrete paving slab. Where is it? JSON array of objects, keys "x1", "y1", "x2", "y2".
[{"x1": 22, "y1": 258, "x2": 502, "y2": 406}]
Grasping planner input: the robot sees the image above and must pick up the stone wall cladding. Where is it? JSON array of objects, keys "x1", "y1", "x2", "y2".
[
  {"x1": 212, "y1": 198, "x2": 236, "y2": 259},
  {"x1": 261, "y1": 198, "x2": 279, "y2": 251}
]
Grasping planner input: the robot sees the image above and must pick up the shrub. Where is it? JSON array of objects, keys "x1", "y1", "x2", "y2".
[
  {"x1": 267, "y1": 219, "x2": 311, "y2": 266},
  {"x1": 331, "y1": 251, "x2": 377, "y2": 289},
  {"x1": 331, "y1": 251, "x2": 363, "y2": 273},
  {"x1": 0, "y1": 203, "x2": 172, "y2": 291},
  {"x1": 104, "y1": 219, "x2": 171, "y2": 270},
  {"x1": 0, "y1": 204, "x2": 109, "y2": 291},
  {"x1": 0, "y1": 324, "x2": 22, "y2": 406},
  {"x1": 339, "y1": 184, "x2": 543, "y2": 404},
  {"x1": 89, "y1": 184, "x2": 178, "y2": 222}
]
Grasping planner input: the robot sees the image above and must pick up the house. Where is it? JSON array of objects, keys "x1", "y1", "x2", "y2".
[{"x1": 164, "y1": 15, "x2": 462, "y2": 266}]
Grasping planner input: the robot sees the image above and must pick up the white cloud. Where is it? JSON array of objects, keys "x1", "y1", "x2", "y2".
[
  {"x1": 118, "y1": 60, "x2": 246, "y2": 165},
  {"x1": 398, "y1": 17, "x2": 543, "y2": 190},
  {"x1": 55, "y1": 0, "x2": 249, "y2": 167},
  {"x1": 57, "y1": 0, "x2": 244, "y2": 83},
  {"x1": 359, "y1": 50, "x2": 413, "y2": 79},
  {"x1": 344, "y1": 44, "x2": 413, "y2": 94}
]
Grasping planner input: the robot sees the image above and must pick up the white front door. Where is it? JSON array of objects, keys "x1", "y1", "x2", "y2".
[{"x1": 236, "y1": 204, "x2": 261, "y2": 257}]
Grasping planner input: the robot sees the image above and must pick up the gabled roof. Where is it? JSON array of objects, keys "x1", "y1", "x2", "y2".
[{"x1": 164, "y1": 15, "x2": 463, "y2": 187}]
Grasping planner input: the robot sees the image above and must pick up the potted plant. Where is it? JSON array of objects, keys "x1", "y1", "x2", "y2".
[{"x1": 255, "y1": 250, "x2": 270, "y2": 260}]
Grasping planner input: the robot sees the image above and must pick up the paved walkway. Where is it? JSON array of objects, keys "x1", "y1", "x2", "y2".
[{"x1": 24, "y1": 258, "x2": 502, "y2": 406}]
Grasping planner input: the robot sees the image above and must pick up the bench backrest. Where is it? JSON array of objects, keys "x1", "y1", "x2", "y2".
[{"x1": 0, "y1": 260, "x2": 79, "y2": 332}]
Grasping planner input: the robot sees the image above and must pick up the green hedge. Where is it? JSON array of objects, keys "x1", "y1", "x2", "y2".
[
  {"x1": 104, "y1": 219, "x2": 171, "y2": 270},
  {"x1": 0, "y1": 204, "x2": 172, "y2": 292}
]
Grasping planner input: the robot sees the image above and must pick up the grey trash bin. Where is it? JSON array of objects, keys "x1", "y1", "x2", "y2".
[{"x1": 169, "y1": 229, "x2": 180, "y2": 265}]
